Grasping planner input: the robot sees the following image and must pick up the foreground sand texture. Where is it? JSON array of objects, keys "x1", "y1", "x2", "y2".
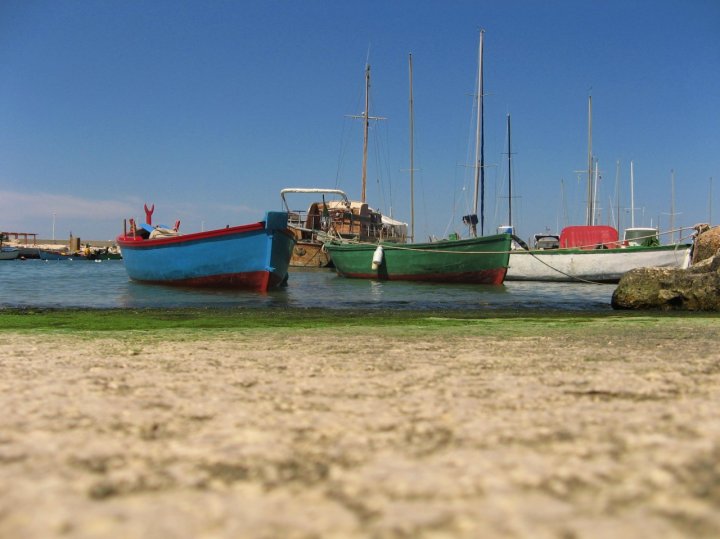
[{"x1": 1, "y1": 318, "x2": 719, "y2": 538}]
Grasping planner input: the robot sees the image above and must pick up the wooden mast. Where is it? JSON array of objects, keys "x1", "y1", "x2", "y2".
[
  {"x1": 361, "y1": 64, "x2": 370, "y2": 204},
  {"x1": 348, "y1": 63, "x2": 385, "y2": 204},
  {"x1": 408, "y1": 53, "x2": 415, "y2": 243}
]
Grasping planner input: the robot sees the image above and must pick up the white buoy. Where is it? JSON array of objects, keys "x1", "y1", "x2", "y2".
[{"x1": 371, "y1": 245, "x2": 384, "y2": 270}]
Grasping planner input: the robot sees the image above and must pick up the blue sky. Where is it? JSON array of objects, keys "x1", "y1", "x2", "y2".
[{"x1": 1, "y1": 0, "x2": 718, "y2": 243}]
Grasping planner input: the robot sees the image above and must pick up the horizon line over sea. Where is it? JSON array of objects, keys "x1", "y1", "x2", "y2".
[{"x1": 0, "y1": 259, "x2": 616, "y2": 311}]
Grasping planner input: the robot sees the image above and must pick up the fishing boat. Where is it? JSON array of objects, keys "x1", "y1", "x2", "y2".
[
  {"x1": 38, "y1": 248, "x2": 84, "y2": 261},
  {"x1": 506, "y1": 225, "x2": 691, "y2": 283},
  {"x1": 86, "y1": 246, "x2": 122, "y2": 260},
  {"x1": 0, "y1": 246, "x2": 20, "y2": 260},
  {"x1": 506, "y1": 97, "x2": 692, "y2": 283},
  {"x1": 116, "y1": 209, "x2": 295, "y2": 291},
  {"x1": 326, "y1": 235, "x2": 510, "y2": 283},
  {"x1": 325, "y1": 34, "x2": 512, "y2": 284},
  {"x1": 0, "y1": 233, "x2": 21, "y2": 260}
]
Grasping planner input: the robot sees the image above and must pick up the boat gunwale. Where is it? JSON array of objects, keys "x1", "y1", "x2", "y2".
[
  {"x1": 512, "y1": 243, "x2": 692, "y2": 256},
  {"x1": 325, "y1": 233, "x2": 512, "y2": 253},
  {"x1": 117, "y1": 222, "x2": 295, "y2": 249}
]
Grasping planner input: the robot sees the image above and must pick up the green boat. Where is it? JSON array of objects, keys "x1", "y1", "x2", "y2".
[
  {"x1": 324, "y1": 234, "x2": 512, "y2": 284},
  {"x1": 326, "y1": 33, "x2": 512, "y2": 285}
]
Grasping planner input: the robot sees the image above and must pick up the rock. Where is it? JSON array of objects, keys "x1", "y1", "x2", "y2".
[
  {"x1": 692, "y1": 224, "x2": 720, "y2": 264},
  {"x1": 612, "y1": 252, "x2": 720, "y2": 311}
]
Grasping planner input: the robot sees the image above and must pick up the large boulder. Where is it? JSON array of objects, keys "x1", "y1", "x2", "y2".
[
  {"x1": 692, "y1": 224, "x2": 720, "y2": 264},
  {"x1": 612, "y1": 254, "x2": 720, "y2": 311}
]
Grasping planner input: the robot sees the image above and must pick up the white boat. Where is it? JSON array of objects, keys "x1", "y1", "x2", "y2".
[
  {"x1": 506, "y1": 97, "x2": 692, "y2": 283},
  {"x1": 506, "y1": 233, "x2": 691, "y2": 283}
]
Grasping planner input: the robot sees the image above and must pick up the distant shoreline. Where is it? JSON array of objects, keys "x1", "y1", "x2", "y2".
[{"x1": 11, "y1": 238, "x2": 116, "y2": 248}]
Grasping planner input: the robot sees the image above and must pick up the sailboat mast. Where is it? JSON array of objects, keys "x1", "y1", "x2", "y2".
[
  {"x1": 507, "y1": 113, "x2": 512, "y2": 227},
  {"x1": 710, "y1": 177, "x2": 714, "y2": 225},
  {"x1": 471, "y1": 30, "x2": 485, "y2": 237},
  {"x1": 670, "y1": 169, "x2": 676, "y2": 243},
  {"x1": 614, "y1": 160, "x2": 620, "y2": 232},
  {"x1": 586, "y1": 95, "x2": 593, "y2": 226},
  {"x1": 408, "y1": 53, "x2": 415, "y2": 243},
  {"x1": 361, "y1": 64, "x2": 371, "y2": 204},
  {"x1": 630, "y1": 160, "x2": 635, "y2": 228},
  {"x1": 592, "y1": 159, "x2": 599, "y2": 225}
]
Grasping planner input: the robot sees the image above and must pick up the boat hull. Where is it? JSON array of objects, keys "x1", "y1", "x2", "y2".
[
  {"x1": 117, "y1": 212, "x2": 295, "y2": 292},
  {"x1": 38, "y1": 249, "x2": 83, "y2": 260},
  {"x1": 290, "y1": 240, "x2": 333, "y2": 268},
  {"x1": 325, "y1": 234, "x2": 511, "y2": 284},
  {"x1": 0, "y1": 247, "x2": 20, "y2": 260},
  {"x1": 506, "y1": 244, "x2": 692, "y2": 283}
]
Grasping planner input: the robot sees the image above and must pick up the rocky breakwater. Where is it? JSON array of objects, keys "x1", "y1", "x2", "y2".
[{"x1": 612, "y1": 224, "x2": 720, "y2": 311}]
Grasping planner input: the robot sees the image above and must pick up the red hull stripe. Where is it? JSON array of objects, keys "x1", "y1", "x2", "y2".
[{"x1": 132, "y1": 271, "x2": 277, "y2": 291}]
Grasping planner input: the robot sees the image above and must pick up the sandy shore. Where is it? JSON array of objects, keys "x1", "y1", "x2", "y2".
[{"x1": 1, "y1": 319, "x2": 719, "y2": 538}]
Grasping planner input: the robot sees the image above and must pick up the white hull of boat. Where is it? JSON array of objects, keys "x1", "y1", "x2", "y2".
[{"x1": 506, "y1": 245, "x2": 692, "y2": 283}]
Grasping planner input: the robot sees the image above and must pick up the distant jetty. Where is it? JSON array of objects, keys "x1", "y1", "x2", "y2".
[{"x1": 1, "y1": 231, "x2": 118, "y2": 259}]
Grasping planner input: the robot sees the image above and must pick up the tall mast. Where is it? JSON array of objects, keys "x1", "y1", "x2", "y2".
[
  {"x1": 361, "y1": 64, "x2": 370, "y2": 204},
  {"x1": 614, "y1": 160, "x2": 621, "y2": 232},
  {"x1": 710, "y1": 177, "x2": 714, "y2": 225},
  {"x1": 471, "y1": 29, "x2": 485, "y2": 237},
  {"x1": 408, "y1": 53, "x2": 415, "y2": 243},
  {"x1": 592, "y1": 158, "x2": 599, "y2": 225},
  {"x1": 507, "y1": 113, "x2": 512, "y2": 227},
  {"x1": 670, "y1": 169, "x2": 676, "y2": 243},
  {"x1": 347, "y1": 63, "x2": 386, "y2": 204},
  {"x1": 630, "y1": 160, "x2": 635, "y2": 228},
  {"x1": 586, "y1": 94, "x2": 593, "y2": 226}
]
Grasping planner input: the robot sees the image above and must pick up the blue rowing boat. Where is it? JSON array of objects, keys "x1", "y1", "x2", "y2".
[{"x1": 117, "y1": 211, "x2": 295, "y2": 291}]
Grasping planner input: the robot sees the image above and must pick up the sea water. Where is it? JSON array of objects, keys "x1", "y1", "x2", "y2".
[{"x1": 0, "y1": 259, "x2": 615, "y2": 311}]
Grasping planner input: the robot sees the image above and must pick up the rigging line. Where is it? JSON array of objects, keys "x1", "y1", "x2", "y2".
[
  {"x1": 457, "y1": 93, "x2": 477, "y2": 219},
  {"x1": 522, "y1": 251, "x2": 607, "y2": 285},
  {"x1": 373, "y1": 119, "x2": 394, "y2": 216},
  {"x1": 334, "y1": 117, "x2": 352, "y2": 189}
]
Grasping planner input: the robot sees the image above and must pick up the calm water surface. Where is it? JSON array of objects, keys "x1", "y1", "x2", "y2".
[{"x1": 0, "y1": 259, "x2": 615, "y2": 311}]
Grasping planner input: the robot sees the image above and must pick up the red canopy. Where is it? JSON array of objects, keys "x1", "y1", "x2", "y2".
[{"x1": 559, "y1": 225, "x2": 619, "y2": 250}]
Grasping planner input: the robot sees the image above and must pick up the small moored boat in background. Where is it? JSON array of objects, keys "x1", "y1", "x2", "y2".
[
  {"x1": 38, "y1": 248, "x2": 84, "y2": 261},
  {"x1": 0, "y1": 246, "x2": 20, "y2": 260}
]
